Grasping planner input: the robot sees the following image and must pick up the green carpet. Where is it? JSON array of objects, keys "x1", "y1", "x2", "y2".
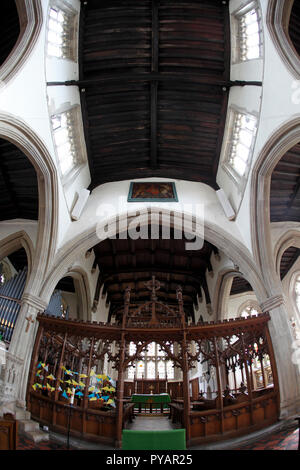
[{"x1": 122, "y1": 429, "x2": 186, "y2": 450}]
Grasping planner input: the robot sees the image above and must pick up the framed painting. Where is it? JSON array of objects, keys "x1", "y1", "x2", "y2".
[{"x1": 128, "y1": 182, "x2": 178, "y2": 202}]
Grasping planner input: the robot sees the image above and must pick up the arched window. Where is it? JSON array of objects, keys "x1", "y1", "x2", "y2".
[
  {"x1": 239, "y1": 302, "x2": 261, "y2": 319},
  {"x1": 295, "y1": 274, "x2": 300, "y2": 313},
  {"x1": 232, "y1": 1, "x2": 263, "y2": 63},
  {"x1": 291, "y1": 274, "x2": 300, "y2": 340},
  {"x1": 47, "y1": 4, "x2": 78, "y2": 61},
  {"x1": 127, "y1": 342, "x2": 174, "y2": 380}
]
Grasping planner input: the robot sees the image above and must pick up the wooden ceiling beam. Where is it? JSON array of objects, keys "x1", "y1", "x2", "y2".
[{"x1": 47, "y1": 76, "x2": 261, "y2": 88}]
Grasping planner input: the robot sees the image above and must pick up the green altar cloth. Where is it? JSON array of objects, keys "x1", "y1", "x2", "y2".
[{"x1": 131, "y1": 393, "x2": 171, "y2": 410}]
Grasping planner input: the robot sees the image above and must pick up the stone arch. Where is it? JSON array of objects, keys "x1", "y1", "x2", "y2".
[
  {"x1": 0, "y1": 0, "x2": 43, "y2": 85},
  {"x1": 267, "y1": 0, "x2": 300, "y2": 79},
  {"x1": 0, "y1": 230, "x2": 34, "y2": 284},
  {"x1": 214, "y1": 269, "x2": 259, "y2": 321},
  {"x1": 0, "y1": 114, "x2": 59, "y2": 297},
  {"x1": 56, "y1": 268, "x2": 92, "y2": 322},
  {"x1": 40, "y1": 207, "x2": 267, "y2": 307},
  {"x1": 274, "y1": 231, "x2": 300, "y2": 278},
  {"x1": 251, "y1": 116, "x2": 300, "y2": 294}
]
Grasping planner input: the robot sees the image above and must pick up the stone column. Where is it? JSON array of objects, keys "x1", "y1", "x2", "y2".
[
  {"x1": 260, "y1": 295, "x2": 300, "y2": 418},
  {"x1": 7, "y1": 293, "x2": 47, "y2": 408}
]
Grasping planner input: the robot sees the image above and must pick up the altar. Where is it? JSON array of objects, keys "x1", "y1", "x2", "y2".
[{"x1": 131, "y1": 393, "x2": 171, "y2": 413}]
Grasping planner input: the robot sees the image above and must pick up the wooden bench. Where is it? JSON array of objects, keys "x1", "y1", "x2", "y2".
[
  {"x1": 168, "y1": 403, "x2": 184, "y2": 425},
  {"x1": 0, "y1": 413, "x2": 18, "y2": 450},
  {"x1": 123, "y1": 403, "x2": 135, "y2": 426}
]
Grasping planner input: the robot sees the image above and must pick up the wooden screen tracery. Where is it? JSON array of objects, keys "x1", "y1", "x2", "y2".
[{"x1": 27, "y1": 277, "x2": 279, "y2": 448}]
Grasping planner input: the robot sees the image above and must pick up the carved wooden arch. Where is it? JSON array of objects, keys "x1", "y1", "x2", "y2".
[
  {"x1": 250, "y1": 116, "x2": 300, "y2": 295},
  {"x1": 0, "y1": 114, "x2": 59, "y2": 298},
  {"x1": 267, "y1": 0, "x2": 300, "y2": 79},
  {"x1": 0, "y1": 0, "x2": 43, "y2": 85}
]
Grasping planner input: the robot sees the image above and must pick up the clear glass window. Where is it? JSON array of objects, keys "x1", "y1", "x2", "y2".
[
  {"x1": 51, "y1": 110, "x2": 80, "y2": 177},
  {"x1": 238, "y1": 6, "x2": 262, "y2": 61},
  {"x1": 228, "y1": 112, "x2": 257, "y2": 178}
]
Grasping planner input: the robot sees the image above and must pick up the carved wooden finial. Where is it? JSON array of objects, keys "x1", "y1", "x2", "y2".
[{"x1": 144, "y1": 276, "x2": 161, "y2": 301}]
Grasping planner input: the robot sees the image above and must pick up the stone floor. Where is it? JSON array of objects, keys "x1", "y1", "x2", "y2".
[
  {"x1": 15, "y1": 416, "x2": 299, "y2": 451},
  {"x1": 126, "y1": 415, "x2": 181, "y2": 431}
]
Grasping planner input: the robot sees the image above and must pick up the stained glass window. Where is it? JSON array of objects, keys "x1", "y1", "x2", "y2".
[
  {"x1": 136, "y1": 361, "x2": 144, "y2": 379},
  {"x1": 126, "y1": 342, "x2": 175, "y2": 379}
]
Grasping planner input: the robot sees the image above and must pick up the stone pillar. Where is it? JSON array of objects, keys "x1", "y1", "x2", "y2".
[
  {"x1": 260, "y1": 295, "x2": 300, "y2": 418},
  {"x1": 7, "y1": 293, "x2": 47, "y2": 408}
]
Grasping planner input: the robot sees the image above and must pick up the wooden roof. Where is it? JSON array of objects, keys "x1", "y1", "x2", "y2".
[
  {"x1": 0, "y1": 139, "x2": 39, "y2": 222},
  {"x1": 289, "y1": 1, "x2": 300, "y2": 58},
  {"x1": 92, "y1": 231, "x2": 218, "y2": 317},
  {"x1": 270, "y1": 141, "x2": 300, "y2": 222},
  {"x1": 230, "y1": 276, "x2": 253, "y2": 296},
  {"x1": 79, "y1": 0, "x2": 230, "y2": 189},
  {"x1": 0, "y1": 0, "x2": 20, "y2": 67},
  {"x1": 280, "y1": 246, "x2": 300, "y2": 280}
]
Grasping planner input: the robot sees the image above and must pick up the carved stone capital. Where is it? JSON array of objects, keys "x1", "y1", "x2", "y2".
[
  {"x1": 21, "y1": 293, "x2": 48, "y2": 312},
  {"x1": 260, "y1": 295, "x2": 284, "y2": 313}
]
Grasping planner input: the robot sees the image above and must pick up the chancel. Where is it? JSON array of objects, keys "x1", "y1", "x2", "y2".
[{"x1": 0, "y1": 0, "x2": 299, "y2": 452}]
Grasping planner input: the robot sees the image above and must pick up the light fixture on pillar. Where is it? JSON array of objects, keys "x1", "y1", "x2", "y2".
[
  {"x1": 216, "y1": 189, "x2": 235, "y2": 221},
  {"x1": 71, "y1": 188, "x2": 90, "y2": 221}
]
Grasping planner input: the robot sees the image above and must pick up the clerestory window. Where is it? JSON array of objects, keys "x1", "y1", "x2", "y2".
[
  {"x1": 51, "y1": 107, "x2": 87, "y2": 181},
  {"x1": 47, "y1": 5, "x2": 77, "y2": 61},
  {"x1": 226, "y1": 110, "x2": 257, "y2": 180},
  {"x1": 233, "y1": 2, "x2": 263, "y2": 63}
]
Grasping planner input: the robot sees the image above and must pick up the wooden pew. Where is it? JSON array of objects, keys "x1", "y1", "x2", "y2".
[{"x1": 0, "y1": 413, "x2": 18, "y2": 450}]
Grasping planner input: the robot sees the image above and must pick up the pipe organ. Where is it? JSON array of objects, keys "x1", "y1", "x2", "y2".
[
  {"x1": 44, "y1": 290, "x2": 69, "y2": 320},
  {"x1": 0, "y1": 268, "x2": 27, "y2": 342}
]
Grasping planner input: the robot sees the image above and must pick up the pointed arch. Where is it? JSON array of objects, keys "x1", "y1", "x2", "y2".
[
  {"x1": 0, "y1": 113, "x2": 59, "y2": 297},
  {"x1": 267, "y1": 0, "x2": 300, "y2": 79},
  {"x1": 40, "y1": 207, "x2": 267, "y2": 307},
  {"x1": 250, "y1": 116, "x2": 300, "y2": 293},
  {"x1": 0, "y1": 0, "x2": 43, "y2": 85}
]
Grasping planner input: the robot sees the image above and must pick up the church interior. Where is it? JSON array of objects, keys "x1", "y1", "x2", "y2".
[{"x1": 0, "y1": 0, "x2": 299, "y2": 451}]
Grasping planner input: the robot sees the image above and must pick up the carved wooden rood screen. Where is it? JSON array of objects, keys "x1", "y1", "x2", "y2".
[{"x1": 27, "y1": 278, "x2": 279, "y2": 448}]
